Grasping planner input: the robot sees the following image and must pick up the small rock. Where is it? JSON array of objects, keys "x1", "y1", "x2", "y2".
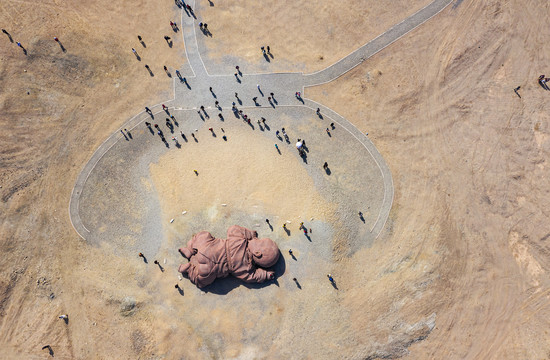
[
  {"x1": 120, "y1": 297, "x2": 137, "y2": 316},
  {"x1": 170, "y1": 219, "x2": 174, "y2": 223},
  {"x1": 221, "y1": 204, "x2": 227, "y2": 207},
  {"x1": 182, "y1": 211, "x2": 187, "y2": 215}
]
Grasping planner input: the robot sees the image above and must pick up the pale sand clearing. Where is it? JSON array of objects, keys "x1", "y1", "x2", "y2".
[{"x1": 150, "y1": 128, "x2": 334, "y2": 224}]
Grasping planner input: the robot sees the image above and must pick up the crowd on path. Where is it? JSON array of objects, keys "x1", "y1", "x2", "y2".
[
  {"x1": 121, "y1": 1, "x2": 378, "y2": 298},
  {"x1": 2, "y1": 0, "x2": 398, "y2": 354}
]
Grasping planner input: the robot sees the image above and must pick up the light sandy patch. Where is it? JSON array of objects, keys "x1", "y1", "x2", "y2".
[
  {"x1": 199, "y1": 0, "x2": 431, "y2": 73},
  {"x1": 150, "y1": 128, "x2": 336, "y2": 224}
]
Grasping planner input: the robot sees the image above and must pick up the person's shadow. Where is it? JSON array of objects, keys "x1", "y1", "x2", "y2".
[
  {"x1": 300, "y1": 151, "x2": 308, "y2": 164},
  {"x1": 42, "y1": 345, "x2": 54, "y2": 357},
  {"x1": 154, "y1": 261, "x2": 165, "y2": 272},
  {"x1": 166, "y1": 123, "x2": 174, "y2": 133},
  {"x1": 3, "y1": 30, "x2": 13, "y2": 43},
  {"x1": 57, "y1": 41, "x2": 66, "y2": 53},
  {"x1": 203, "y1": 251, "x2": 286, "y2": 295}
]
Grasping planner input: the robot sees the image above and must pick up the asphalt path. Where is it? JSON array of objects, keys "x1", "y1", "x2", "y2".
[{"x1": 69, "y1": 0, "x2": 455, "y2": 243}]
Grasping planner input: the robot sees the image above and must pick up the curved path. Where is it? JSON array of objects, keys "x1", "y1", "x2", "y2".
[{"x1": 69, "y1": 0, "x2": 454, "y2": 241}]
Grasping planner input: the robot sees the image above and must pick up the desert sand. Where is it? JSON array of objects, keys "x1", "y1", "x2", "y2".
[{"x1": 1, "y1": 0, "x2": 549, "y2": 359}]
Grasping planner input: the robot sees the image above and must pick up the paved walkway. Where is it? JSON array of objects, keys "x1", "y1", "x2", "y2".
[
  {"x1": 69, "y1": 0, "x2": 455, "y2": 242},
  {"x1": 303, "y1": 0, "x2": 454, "y2": 86}
]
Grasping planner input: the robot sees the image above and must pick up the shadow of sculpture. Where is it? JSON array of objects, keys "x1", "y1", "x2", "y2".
[{"x1": 203, "y1": 252, "x2": 286, "y2": 295}]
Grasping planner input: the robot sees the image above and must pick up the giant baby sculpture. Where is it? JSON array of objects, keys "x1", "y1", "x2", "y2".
[{"x1": 178, "y1": 225, "x2": 280, "y2": 288}]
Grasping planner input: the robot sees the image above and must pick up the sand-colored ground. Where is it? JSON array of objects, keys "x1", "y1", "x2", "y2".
[
  {"x1": 198, "y1": 0, "x2": 431, "y2": 73},
  {"x1": 308, "y1": 1, "x2": 550, "y2": 358},
  {"x1": 150, "y1": 128, "x2": 334, "y2": 222},
  {"x1": 1, "y1": 0, "x2": 550, "y2": 359}
]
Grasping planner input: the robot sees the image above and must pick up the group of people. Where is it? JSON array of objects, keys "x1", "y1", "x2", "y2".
[
  {"x1": 127, "y1": 3, "x2": 344, "y2": 291},
  {"x1": 2, "y1": 28, "x2": 64, "y2": 55}
]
